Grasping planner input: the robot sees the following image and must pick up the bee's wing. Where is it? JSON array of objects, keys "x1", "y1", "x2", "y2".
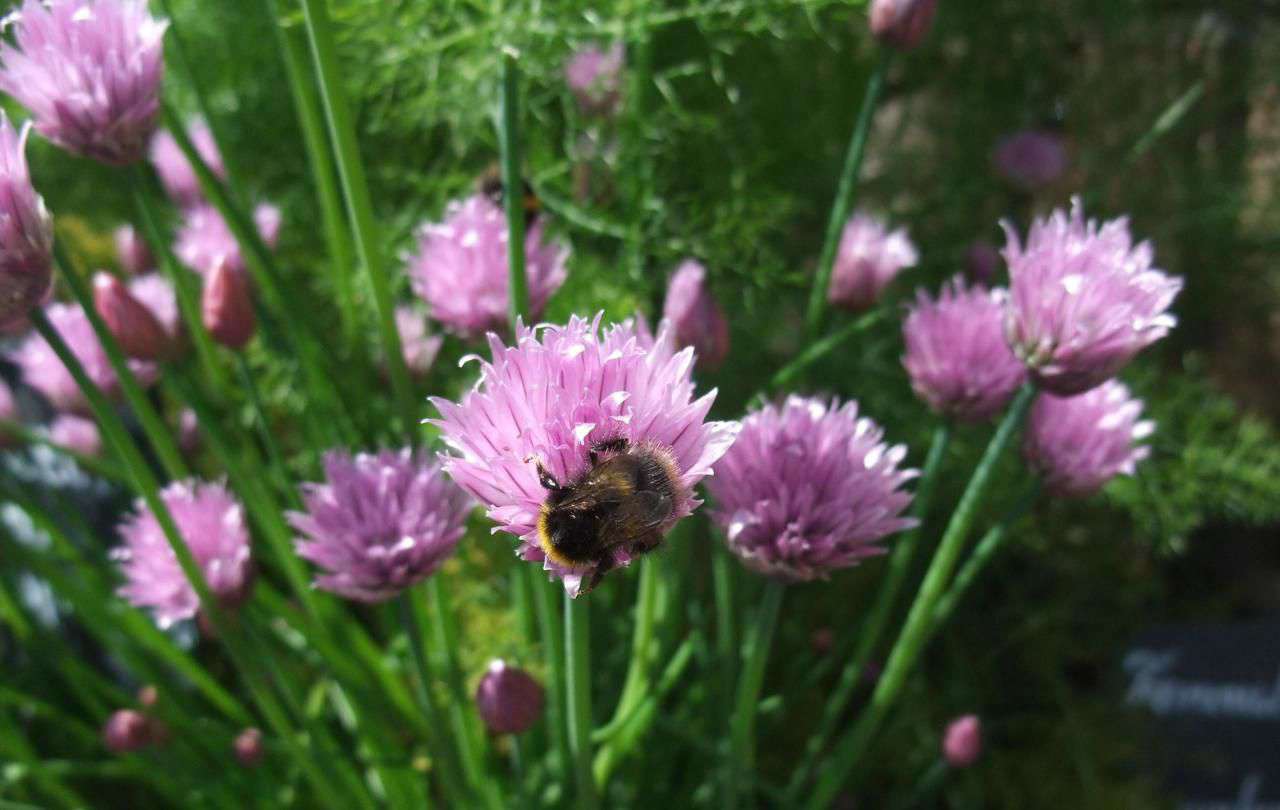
[{"x1": 598, "y1": 491, "x2": 673, "y2": 549}]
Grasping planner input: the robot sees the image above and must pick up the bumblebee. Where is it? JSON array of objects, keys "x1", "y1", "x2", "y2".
[
  {"x1": 533, "y1": 438, "x2": 680, "y2": 594},
  {"x1": 478, "y1": 165, "x2": 542, "y2": 224}
]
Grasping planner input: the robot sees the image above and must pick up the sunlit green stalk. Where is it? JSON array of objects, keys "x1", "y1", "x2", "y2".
[
  {"x1": 712, "y1": 540, "x2": 738, "y2": 807},
  {"x1": 531, "y1": 570, "x2": 570, "y2": 787},
  {"x1": 785, "y1": 423, "x2": 951, "y2": 799},
  {"x1": 297, "y1": 0, "x2": 416, "y2": 438},
  {"x1": 804, "y1": 49, "x2": 892, "y2": 341},
  {"x1": 806, "y1": 384, "x2": 1035, "y2": 809},
  {"x1": 499, "y1": 49, "x2": 530, "y2": 328},
  {"x1": 728, "y1": 580, "x2": 785, "y2": 810},
  {"x1": 565, "y1": 593, "x2": 598, "y2": 808},
  {"x1": 594, "y1": 558, "x2": 660, "y2": 744}
]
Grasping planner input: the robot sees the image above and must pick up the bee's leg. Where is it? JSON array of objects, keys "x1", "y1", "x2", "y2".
[
  {"x1": 531, "y1": 458, "x2": 560, "y2": 491},
  {"x1": 589, "y1": 437, "x2": 630, "y2": 465},
  {"x1": 580, "y1": 556, "x2": 617, "y2": 596}
]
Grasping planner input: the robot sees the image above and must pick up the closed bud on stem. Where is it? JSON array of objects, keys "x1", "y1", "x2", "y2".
[
  {"x1": 103, "y1": 709, "x2": 151, "y2": 754},
  {"x1": 202, "y1": 261, "x2": 255, "y2": 350},
  {"x1": 942, "y1": 714, "x2": 982, "y2": 767},
  {"x1": 94, "y1": 272, "x2": 171, "y2": 361},
  {"x1": 475, "y1": 660, "x2": 545, "y2": 735},
  {"x1": 114, "y1": 225, "x2": 153, "y2": 275},
  {"x1": 233, "y1": 727, "x2": 264, "y2": 767},
  {"x1": 868, "y1": 0, "x2": 938, "y2": 50}
]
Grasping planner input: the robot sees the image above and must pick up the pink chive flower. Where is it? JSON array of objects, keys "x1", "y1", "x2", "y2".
[
  {"x1": 902, "y1": 277, "x2": 1027, "y2": 423},
  {"x1": 707, "y1": 396, "x2": 917, "y2": 581},
  {"x1": 965, "y1": 240, "x2": 1001, "y2": 286},
  {"x1": 128, "y1": 273, "x2": 181, "y2": 342},
  {"x1": 430, "y1": 314, "x2": 738, "y2": 596},
  {"x1": 663, "y1": 259, "x2": 730, "y2": 370},
  {"x1": 992, "y1": 130, "x2": 1068, "y2": 192},
  {"x1": 1002, "y1": 198, "x2": 1182, "y2": 395},
  {"x1": 202, "y1": 261, "x2": 255, "y2": 350},
  {"x1": 93, "y1": 272, "x2": 170, "y2": 360},
  {"x1": 103, "y1": 709, "x2": 152, "y2": 753},
  {"x1": 174, "y1": 202, "x2": 280, "y2": 276},
  {"x1": 1024, "y1": 380, "x2": 1153, "y2": 498},
  {"x1": 476, "y1": 660, "x2": 545, "y2": 735},
  {"x1": 828, "y1": 211, "x2": 918, "y2": 312},
  {"x1": 112, "y1": 480, "x2": 253, "y2": 628},
  {"x1": 0, "y1": 0, "x2": 167, "y2": 165},
  {"x1": 12, "y1": 301, "x2": 157, "y2": 413},
  {"x1": 408, "y1": 193, "x2": 568, "y2": 340},
  {"x1": 942, "y1": 715, "x2": 983, "y2": 768},
  {"x1": 233, "y1": 728, "x2": 264, "y2": 768},
  {"x1": 0, "y1": 114, "x2": 53, "y2": 330},
  {"x1": 49, "y1": 413, "x2": 101, "y2": 457},
  {"x1": 149, "y1": 121, "x2": 224, "y2": 208},
  {"x1": 394, "y1": 305, "x2": 443, "y2": 377},
  {"x1": 565, "y1": 43, "x2": 624, "y2": 116},
  {"x1": 291, "y1": 450, "x2": 471, "y2": 602},
  {"x1": 868, "y1": 0, "x2": 938, "y2": 50},
  {"x1": 114, "y1": 224, "x2": 152, "y2": 275}
]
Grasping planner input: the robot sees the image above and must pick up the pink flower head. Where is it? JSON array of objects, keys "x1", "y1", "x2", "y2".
[
  {"x1": 233, "y1": 727, "x2": 264, "y2": 768},
  {"x1": 476, "y1": 660, "x2": 545, "y2": 735},
  {"x1": 0, "y1": 113, "x2": 53, "y2": 330},
  {"x1": 868, "y1": 0, "x2": 938, "y2": 50},
  {"x1": 49, "y1": 413, "x2": 101, "y2": 457},
  {"x1": 113, "y1": 480, "x2": 253, "y2": 628},
  {"x1": 114, "y1": 224, "x2": 152, "y2": 275},
  {"x1": 565, "y1": 43, "x2": 624, "y2": 115},
  {"x1": 103, "y1": 709, "x2": 152, "y2": 753},
  {"x1": 0, "y1": 0, "x2": 167, "y2": 164},
  {"x1": 408, "y1": 193, "x2": 568, "y2": 340},
  {"x1": 707, "y1": 396, "x2": 917, "y2": 581},
  {"x1": 1023, "y1": 380, "x2": 1153, "y2": 498},
  {"x1": 175, "y1": 202, "x2": 279, "y2": 276},
  {"x1": 13, "y1": 301, "x2": 157, "y2": 413},
  {"x1": 430, "y1": 314, "x2": 738, "y2": 596},
  {"x1": 291, "y1": 449, "x2": 471, "y2": 602},
  {"x1": 395, "y1": 305, "x2": 443, "y2": 376},
  {"x1": 663, "y1": 259, "x2": 730, "y2": 370},
  {"x1": 1002, "y1": 198, "x2": 1182, "y2": 395},
  {"x1": 149, "y1": 120, "x2": 224, "y2": 207},
  {"x1": 902, "y1": 277, "x2": 1027, "y2": 423},
  {"x1": 992, "y1": 129, "x2": 1068, "y2": 192},
  {"x1": 828, "y1": 211, "x2": 918, "y2": 312},
  {"x1": 128, "y1": 272, "x2": 180, "y2": 340},
  {"x1": 942, "y1": 715, "x2": 983, "y2": 768}
]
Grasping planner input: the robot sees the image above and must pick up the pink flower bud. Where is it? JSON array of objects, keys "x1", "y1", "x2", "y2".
[
  {"x1": 137, "y1": 685, "x2": 158, "y2": 708},
  {"x1": 868, "y1": 0, "x2": 938, "y2": 50},
  {"x1": 0, "y1": 114, "x2": 53, "y2": 330},
  {"x1": 202, "y1": 261, "x2": 255, "y2": 350},
  {"x1": 942, "y1": 714, "x2": 982, "y2": 767},
  {"x1": 475, "y1": 660, "x2": 545, "y2": 735},
  {"x1": 178, "y1": 408, "x2": 200, "y2": 455},
  {"x1": 233, "y1": 727, "x2": 264, "y2": 767},
  {"x1": 663, "y1": 260, "x2": 731, "y2": 370},
  {"x1": 49, "y1": 414, "x2": 102, "y2": 458},
  {"x1": 114, "y1": 225, "x2": 154, "y2": 275},
  {"x1": 103, "y1": 709, "x2": 151, "y2": 754},
  {"x1": 94, "y1": 272, "x2": 171, "y2": 361}
]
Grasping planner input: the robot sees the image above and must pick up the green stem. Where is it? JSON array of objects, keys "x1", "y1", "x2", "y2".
[
  {"x1": 265, "y1": 0, "x2": 358, "y2": 339},
  {"x1": 806, "y1": 384, "x2": 1035, "y2": 810},
  {"x1": 803, "y1": 49, "x2": 892, "y2": 341},
  {"x1": 594, "y1": 557, "x2": 660, "y2": 743},
  {"x1": 565, "y1": 592, "x2": 598, "y2": 808},
  {"x1": 712, "y1": 541, "x2": 738, "y2": 806},
  {"x1": 531, "y1": 569, "x2": 570, "y2": 788},
  {"x1": 931, "y1": 479, "x2": 1042, "y2": 629},
  {"x1": 297, "y1": 0, "x2": 416, "y2": 438},
  {"x1": 509, "y1": 736, "x2": 527, "y2": 810},
  {"x1": 499, "y1": 49, "x2": 530, "y2": 328},
  {"x1": 769, "y1": 309, "x2": 883, "y2": 394},
  {"x1": 235, "y1": 354, "x2": 297, "y2": 506},
  {"x1": 52, "y1": 242, "x2": 188, "y2": 481},
  {"x1": 728, "y1": 580, "x2": 785, "y2": 810},
  {"x1": 785, "y1": 423, "x2": 951, "y2": 799}
]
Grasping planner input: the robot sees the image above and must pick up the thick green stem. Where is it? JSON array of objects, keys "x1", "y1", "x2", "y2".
[
  {"x1": 565, "y1": 593, "x2": 598, "y2": 808},
  {"x1": 297, "y1": 0, "x2": 417, "y2": 438},
  {"x1": 531, "y1": 570, "x2": 570, "y2": 787},
  {"x1": 785, "y1": 424, "x2": 951, "y2": 799},
  {"x1": 499, "y1": 49, "x2": 530, "y2": 328},
  {"x1": 712, "y1": 541, "x2": 738, "y2": 807},
  {"x1": 769, "y1": 309, "x2": 883, "y2": 394},
  {"x1": 52, "y1": 243, "x2": 188, "y2": 482},
  {"x1": 594, "y1": 557, "x2": 660, "y2": 743},
  {"x1": 806, "y1": 384, "x2": 1035, "y2": 810},
  {"x1": 804, "y1": 49, "x2": 892, "y2": 341},
  {"x1": 728, "y1": 580, "x2": 785, "y2": 810}
]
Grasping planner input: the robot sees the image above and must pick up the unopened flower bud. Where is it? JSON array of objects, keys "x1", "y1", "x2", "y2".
[
  {"x1": 0, "y1": 114, "x2": 53, "y2": 330},
  {"x1": 233, "y1": 727, "x2": 264, "y2": 767},
  {"x1": 103, "y1": 709, "x2": 151, "y2": 753},
  {"x1": 202, "y1": 261, "x2": 255, "y2": 350},
  {"x1": 137, "y1": 685, "x2": 158, "y2": 709},
  {"x1": 475, "y1": 660, "x2": 545, "y2": 735},
  {"x1": 49, "y1": 414, "x2": 102, "y2": 458},
  {"x1": 868, "y1": 0, "x2": 938, "y2": 50},
  {"x1": 663, "y1": 260, "x2": 730, "y2": 369},
  {"x1": 114, "y1": 225, "x2": 153, "y2": 275},
  {"x1": 942, "y1": 714, "x2": 982, "y2": 767},
  {"x1": 94, "y1": 272, "x2": 171, "y2": 361}
]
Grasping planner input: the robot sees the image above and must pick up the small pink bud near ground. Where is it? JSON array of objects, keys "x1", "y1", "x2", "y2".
[
  {"x1": 868, "y1": 0, "x2": 939, "y2": 50},
  {"x1": 137, "y1": 685, "x2": 158, "y2": 708},
  {"x1": 475, "y1": 660, "x2": 546, "y2": 735},
  {"x1": 942, "y1": 714, "x2": 982, "y2": 767},
  {"x1": 103, "y1": 709, "x2": 151, "y2": 754},
  {"x1": 202, "y1": 261, "x2": 256, "y2": 350},
  {"x1": 233, "y1": 727, "x2": 264, "y2": 767},
  {"x1": 93, "y1": 272, "x2": 171, "y2": 361}
]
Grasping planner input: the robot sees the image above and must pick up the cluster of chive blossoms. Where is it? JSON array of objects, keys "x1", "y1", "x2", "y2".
[
  {"x1": 0, "y1": 113, "x2": 52, "y2": 330},
  {"x1": 431, "y1": 314, "x2": 738, "y2": 596},
  {"x1": 408, "y1": 193, "x2": 568, "y2": 339},
  {"x1": 707, "y1": 397, "x2": 917, "y2": 581},
  {"x1": 291, "y1": 450, "x2": 472, "y2": 602},
  {"x1": 0, "y1": 0, "x2": 167, "y2": 165},
  {"x1": 112, "y1": 481, "x2": 252, "y2": 628}
]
